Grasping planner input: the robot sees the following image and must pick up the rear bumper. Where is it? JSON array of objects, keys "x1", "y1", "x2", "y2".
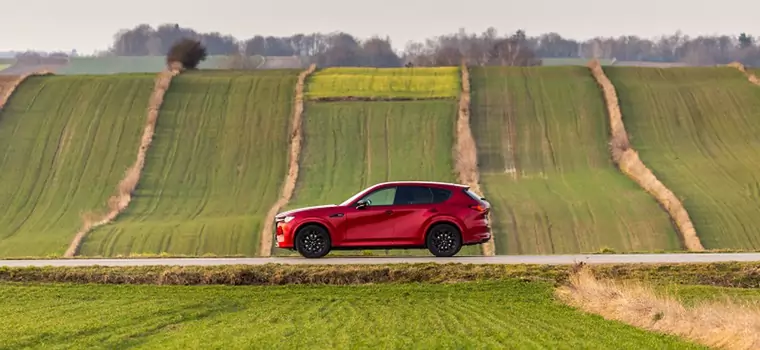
[{"x1": 464, "y1": 231, "x2": 492, "y2": 245}]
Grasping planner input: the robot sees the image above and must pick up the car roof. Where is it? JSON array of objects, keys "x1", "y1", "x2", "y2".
[{"x1": 370, "y1": 181, "x2": 468, "y2": 189}]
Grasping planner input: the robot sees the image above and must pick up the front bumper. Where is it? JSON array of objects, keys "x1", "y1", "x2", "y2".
[{"x1": 274, "y1": 220, "x2": 295, "y2": 249}]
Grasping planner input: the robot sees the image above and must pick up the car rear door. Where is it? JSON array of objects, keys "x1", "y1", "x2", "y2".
[{"x1": 388, "y1": 185, "x2": 439, "y2": 244}]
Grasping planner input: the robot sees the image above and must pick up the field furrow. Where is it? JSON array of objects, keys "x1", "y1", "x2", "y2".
[
  {"x1": 606, "y1": 67, "x2": 760, "y2": 249},
  {"x1": 79, "y1": 70, "x2": 300, "y2": 257},
  {"x1": 305, "y1": 67, "x2": 460, "y2": 100},
  {"x1": 470, "y1": 66, "x2": 680, "y2": 254},
  {"x1": 0, "y1": 74, "x2": 154, "y2": 257},
  {"x1": 275, "y1": 100, "x2": 481, "y2": 256}
]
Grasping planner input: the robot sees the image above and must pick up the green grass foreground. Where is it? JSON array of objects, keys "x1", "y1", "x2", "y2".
[
  {"x1": 305, "y1": 67, "x2": 460, "y2": 100},
  {"x1": 79, "y1": 70, "x2": 300, "y2": 257},
  {"x1": 469, "y1": 66, "x2": 679, "y2": 255},
  {"x1": 606, "y1": 67, "x2": 760, "y2": 250},
  {"x1": 0, "y1": 279, "x2": 703, "y2": 349},
  {"x1": 0, "y1": 74, "x2": 155, "y2": 257}
]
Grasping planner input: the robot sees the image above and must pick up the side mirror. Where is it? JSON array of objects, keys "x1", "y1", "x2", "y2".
[{"x1": 355, "y1": 199, "x2": 370, "y2": 209}]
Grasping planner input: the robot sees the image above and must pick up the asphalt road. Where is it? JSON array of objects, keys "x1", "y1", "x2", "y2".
[{"x1": 2, "y1": 253, "x2": 760, "y2": 267}]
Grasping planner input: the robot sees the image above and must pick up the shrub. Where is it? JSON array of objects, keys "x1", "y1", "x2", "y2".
[{"x1": 166, "y1": 38, "x2": 207, "y2": 69}]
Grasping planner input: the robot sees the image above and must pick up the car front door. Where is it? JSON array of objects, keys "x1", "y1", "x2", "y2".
[{"x1": 343, "y1": 186, "x2": 399, "y2": 244}]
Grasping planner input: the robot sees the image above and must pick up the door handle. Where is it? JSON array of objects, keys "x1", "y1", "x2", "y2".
[{"x1": 385, "y1": 210, "x2": 393, "y2": 215}]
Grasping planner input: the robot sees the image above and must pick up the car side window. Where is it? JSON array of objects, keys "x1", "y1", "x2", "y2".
[
  {"x1": 430, "y1": 187, "x2": 452, "y2": 203},
  {"x1": 393, "y1": 186, "x2": 435, "y2": 205},
  {"x1": 360, "y1": 187, "x2": 397, "y2": 206}
]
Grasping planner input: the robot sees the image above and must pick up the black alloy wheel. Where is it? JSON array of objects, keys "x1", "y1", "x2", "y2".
[
  {"x1": 295, "y1": 224, "x2": 331, "y2": 258},
  {"x1": 426, "y1": 223, "x2": 462, "y2": 257}
]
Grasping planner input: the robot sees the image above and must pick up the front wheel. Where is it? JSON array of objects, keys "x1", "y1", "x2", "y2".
[
  {"x1": 295, "y1": 224, "x2": 331, "y2": 258},
  {"x1": 426, "y1": 223, "x2": 462, "y2": 257}
]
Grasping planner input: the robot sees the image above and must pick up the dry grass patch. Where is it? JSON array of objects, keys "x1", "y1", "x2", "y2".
[{"x1": 556, "y1": 266, "x2": 760, "y2": 350}]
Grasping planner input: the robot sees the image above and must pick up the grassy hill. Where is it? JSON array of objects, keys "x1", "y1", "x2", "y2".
[
  {"x1": 605, "y1": 66, "x2": 760, "y2": 250},
  {"x1": 54, "y1": 56, "x2": 238, "y2": 75},
  {"x1": 79, "y1": 70, "x2": 300, "y2": 257},
  {"x1": 0, "y1": 74, "x2": 154, "y2": 257},
  {"x1": 0, "y1": 64, "x2": 9, "y2": 72},
  {"x1": 469, "y1": 66, "x2": 681, "y2": 254}
]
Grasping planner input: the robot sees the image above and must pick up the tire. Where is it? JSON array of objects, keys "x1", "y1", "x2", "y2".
[
  {"x1": 425, "y1": 223, "x2": 462, "y2": 257},
  {"x1": 294, "y1": 224, "x2": 331, "y2": 258}
]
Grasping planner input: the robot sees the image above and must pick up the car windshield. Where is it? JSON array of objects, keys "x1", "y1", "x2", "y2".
[{"x1": 339, "y1": 188, "x2": 367, "y2": 206}]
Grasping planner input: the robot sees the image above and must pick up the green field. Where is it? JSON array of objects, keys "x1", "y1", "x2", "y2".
[
  {"x1": 276, "y1": 100, "x2": 481, "y2": 256},
  {"x1": 79, "y1": 70, "x2": 300, "y2": 257},
  {"x1": 605, "y1": 67, "x2": 760, "y2": 250},
  {"x1": 0, "y1": 74, "x2": 154, "y2": 257},
  {"x1": 305, "y1": 67, "x2": 460, "y2": 100},
  {"x1": 469, "y1": 66, "x2": 680, "y2": 254},
  {"x1": 0, "y1": 64, "x2": 9, "y2": 72},
  {"x1": 0, "y1": 280, "x2": 703, "y2": 348},
  {"x1": 54, "y1": 55, "x2": 236, "y2": 75}
]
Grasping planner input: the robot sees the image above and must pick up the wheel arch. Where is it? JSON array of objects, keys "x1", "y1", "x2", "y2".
[
  {"x1": 424, "y1": 219, "x2": 464, "y2": 242},
  {"x1": 293, "y1": 220, "x2": 333, "y2": 242}
]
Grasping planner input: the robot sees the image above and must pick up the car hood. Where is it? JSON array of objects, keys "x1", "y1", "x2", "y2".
[{"x1": 276, "y1": 204, "x2": 338, "y2": 217}]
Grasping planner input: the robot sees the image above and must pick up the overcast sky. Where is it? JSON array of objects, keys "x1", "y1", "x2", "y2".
[{"x1": 1, "y1": 0, "x2": 757, "y2": 54}]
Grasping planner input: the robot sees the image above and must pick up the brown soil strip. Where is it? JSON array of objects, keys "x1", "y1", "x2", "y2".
[
  {"x1": 258, "y1": 64, "x2": 317, "y2": 257},
  {"x1": 728, "y1": 61, "x2": 760, "y2": 86},
  {"x1": 0, "y1": 70, "x2": 54, "y2": 110},
  {"x1": 587, "y1": 59, "x2": 704, "y2": 252},
  {"x1": 63, "y1": 62, "x2": 184, "y2": 257},
  {"x1": 309, "y1": 95, "x2": 456, "y2": 102},
  {"x1": 556, "y1": 266, "x2": 760, "y2": 350},
  {"x1": 454, "y1": 62, "x2": 495, "y2": 256}
]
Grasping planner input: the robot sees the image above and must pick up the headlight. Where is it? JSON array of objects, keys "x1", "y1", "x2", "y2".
[{"x1": 282, "y1": 216, "x2": 295, "y2": 223}]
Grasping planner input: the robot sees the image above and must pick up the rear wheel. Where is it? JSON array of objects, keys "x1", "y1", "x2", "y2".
[
  {"x1": 426, "y1": 223, "x2": 462, "y2": 257},
  {"x1": 295, "y1": 224, "x2": 331, "y2": 258}
]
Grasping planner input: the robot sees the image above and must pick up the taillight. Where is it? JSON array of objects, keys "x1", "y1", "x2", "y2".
[{"x1": 469, "y1": 204, "x2": 487, "y2": 212}]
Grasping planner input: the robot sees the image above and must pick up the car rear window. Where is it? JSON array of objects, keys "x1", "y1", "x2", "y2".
[{"x1": 463, "y1": 188, "x2": 484, "y2": 203}]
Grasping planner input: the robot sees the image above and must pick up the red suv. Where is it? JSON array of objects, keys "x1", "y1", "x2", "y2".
[{"x1": 273, "y1": 181, "x2": 492, "y2": 258}]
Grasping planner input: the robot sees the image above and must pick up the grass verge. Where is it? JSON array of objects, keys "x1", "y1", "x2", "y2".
[{"x1": 1, "y1": 262, "x2": 759, "y2": 287}]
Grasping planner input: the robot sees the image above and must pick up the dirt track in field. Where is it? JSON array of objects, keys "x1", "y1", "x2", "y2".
[
  {"x1": 258, "y1": 64, "x2": 317, "y2": 257},
  {"x1": 63, "y1": 62, "x2": 183, "y2": 257}
]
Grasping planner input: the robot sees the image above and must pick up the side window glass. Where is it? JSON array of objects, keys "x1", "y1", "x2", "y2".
[
  {"x1": 394, "y1": 186, "x2": 434, "y2": 205},
  {"x1": 361, "y1": 187, "x2": 396, "y2": 206},
  {"x1": 430, "y1": 188, "x2": 452, "y2": 203}
]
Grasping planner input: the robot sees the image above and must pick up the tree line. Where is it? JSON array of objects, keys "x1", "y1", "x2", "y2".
[{"x1": 17, "y1": 23, "x2": 760, "y2": 67}]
